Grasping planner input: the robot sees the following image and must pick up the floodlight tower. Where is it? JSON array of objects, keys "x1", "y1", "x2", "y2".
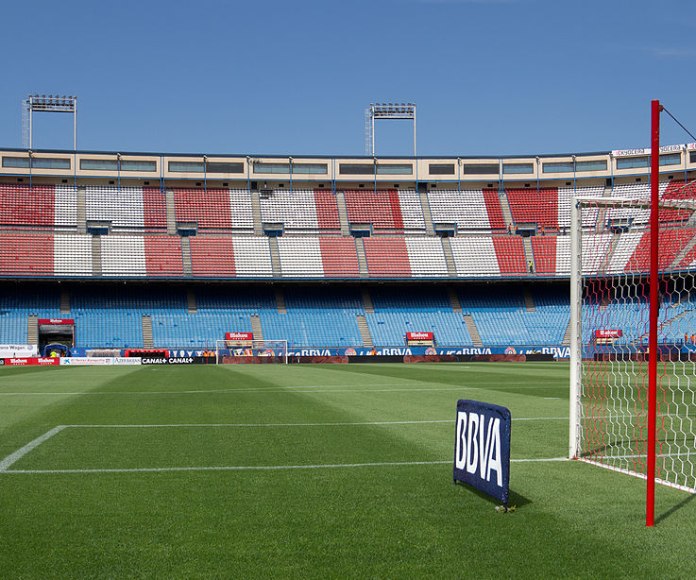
[
  {"x1": 364, "y1": 103, "x2": 417, "y2": 157},
  {"x1": 21, "y1": 94, "x2": 78, "y2": 149}
]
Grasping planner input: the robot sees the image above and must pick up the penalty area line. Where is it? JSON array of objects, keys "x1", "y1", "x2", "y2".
[
  {"x1": 0, "y1": 426, "x2": 67, "y2": 472},
  {"x1": 61, "y1": 417, "x2": 569, "y2": 429},
  {"x1": 2, "y1": 457, "x2": 568, "y2": 475}
]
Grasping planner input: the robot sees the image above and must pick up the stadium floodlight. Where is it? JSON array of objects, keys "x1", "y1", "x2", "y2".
[
  {"x1": 21, "y1": 94, "x2": 78, "y2": 149},
  {"x1": 569, "y1": 100, "x2": 696, "y2": 527},
  {"x1": 364, "y1": 102, "x2": 416, "y2": 157}
]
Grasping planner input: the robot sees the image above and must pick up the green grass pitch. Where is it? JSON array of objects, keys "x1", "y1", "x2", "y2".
[{"x1": 1, "y1": 362, "x2": 694, "y2": 578}]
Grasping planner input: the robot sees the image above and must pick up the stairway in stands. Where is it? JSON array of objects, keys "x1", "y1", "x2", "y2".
[
  {"x1": 355, "y1": 238, "x2": 369, "y2": 278},
  {"x1": 419, "y1": 191, "x2": 435, "y2": 235},
  {"x1": 165, "y1": 190, "x2": 177, "y2": 234},
  {"x1": 60, "y1": 290, "x2": 71, "y2": 315},
  {"x1": 562, "y1": 320, "x2": 572, "y2": 346},
  {"x1": 251, "y1": 315, "x2": 264, "y2": 340},
  {"x1": 181, "y1": 237, "x2": 193, "y2": 276},
  {"x1": 463, "y1": 314, "x2": 483, "y2": 347},
  {"x1": 76, "y1": 187, "x2": 87, "y2": 234},
  {"x1": 269, "y1": 237, "x2": 282, "y2": 276},
  {"x1": 356, "y1": 315, "x2": 373, "y2": 347},
  {"x1": 275, "y1": 288, "x2": 287, "y2": 313},
  {"x1": 523, "y1": 288, "x2": 536, "y2": 311},
  {"x1": 91, "y1": 235, "x2": 102, "y2": 275},
  {"x1": 141, "y1": 315, "x2": 153, "y2": 348},
  {"x1": 361, "y1": 288, "x2": 374, "y2": 314},
  {"x1": 27, "y1": 315, "x2": 38, "y2": 347},
  {"x1": 441, "y1": 237, "x2": 457, "y2": 276},
  {"x1": 448, "y1": 288, "x2": 462, "y2": 313},
  {"x1": 250, "y1": 190, "x2": 263, "y2": 235},
  {"x1": 522, "y1": 237, "x2": 536, "y2": 273},
  {"x1": 498, "y1": 190, "x2": 515, "y2": 230},
  {"x1": 335, "y1": 191, "x2": 351, "y2": 236},
  {"x1": 187, "y1": 289, "x2": 197, "y2": 313}
]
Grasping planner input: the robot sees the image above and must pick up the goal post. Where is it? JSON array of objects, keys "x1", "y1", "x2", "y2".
[
  {"x1": 215, "y1": 339, "x2": 289, "y2": 364},
  {"x1": 570, "y1": 190, "x2": 696, "y2": 525}
]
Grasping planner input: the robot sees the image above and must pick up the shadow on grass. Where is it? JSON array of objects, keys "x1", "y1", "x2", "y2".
[
  {"x1": 656, "y1": 491, "x2": 696, "y2": 525},
  {"x1": 454, "y1": 481, "x2": 532, "y2": 509}
]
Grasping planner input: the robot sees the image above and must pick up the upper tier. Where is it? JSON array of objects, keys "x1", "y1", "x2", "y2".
[{"x1": 1, "y1": 146, "x2": 695, "y2": 281}]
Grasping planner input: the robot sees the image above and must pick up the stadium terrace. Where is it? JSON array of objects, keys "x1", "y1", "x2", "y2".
[{"x1": 1, "y1": 145, "x2": 696, "y2": 358}]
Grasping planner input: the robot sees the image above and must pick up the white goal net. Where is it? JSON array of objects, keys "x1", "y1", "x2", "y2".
[
  {"x1": 570, "y1": 191, "x2": 696, "y2": 495},
  {"x1": 215, "y1": 339, "x2": 288, "y2": 364}
]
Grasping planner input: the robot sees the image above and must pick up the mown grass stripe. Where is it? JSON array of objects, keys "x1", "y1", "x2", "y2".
[{"x1": 2, "y1": 457, "x2": 568, "y2": 475}]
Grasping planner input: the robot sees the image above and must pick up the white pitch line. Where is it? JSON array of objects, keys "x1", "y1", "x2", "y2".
[
  {"x1": 0, "y1": 384, "x2": 566, "y2": 397},
  {"x1": 2, "y1": 457, "x2": 568, "y2": 475},
  {"x1": 0, "y1": 426, "x2": 67, "y2": 472},
  {"x1": 0, "y1": 386, "x2": 471, "y2": 396},
  {"x1": 61, "y1": 417, "x2": 569, "y2": 429}
]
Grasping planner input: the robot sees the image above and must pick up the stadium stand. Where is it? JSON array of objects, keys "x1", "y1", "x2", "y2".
[
  {"x1": 101, "y1": 235, "x2": 146, "y2": 276},
  {"x1": 260, "y1": 189, "x2": 319, "y2": 231},
  {"x1": 278, "y1": 237, "x2": 324, "y2": 277},
  {"x1": 144, "y1": 236, "x2": 184, "y2": 276},
  {"x1": 459, "y1": 286, "x2": 567, "y2": 345},
  {"x1": 343, "y1": 190, "x2": 422, "y2": 232},
  {"x1": 506, "y1": 188, "x2": 559, "y2": 231},
  {"x1": 0, "y1": 233, "x2": 54, "y2": 275},
  {"x1": 0, "y1": 184, "x2": 55, "y2": 227},
  {"x1": 318, "y1": 238, "x2": 360, "y2": 277},
  {"x1": 55, "y1": 185, "x2": 78, "y2": 229},
  {"x1": 558, "y1": 186, "x2": 604, "y2": 230},
  {"x1": 367, "y1": 287, "x2": 473, "y2": 347},
  {"x1": 189, "y1": 236, "x2": 236, "y2": 277},
  {"x1": 86, "y1": 186, "x2": 145, "y2": 230},
  {"x1": 531, "y1": 237, "x2": 557, "y2": 275},
  {"x1": 0, "y1": 285, "x2": 62, "y2": 343},
  {"x1": 405, "y1": 237, "x2": 448, "y2": 277},
  {"x1": 233, "y1": 237, "x2": 273, "y2": 277},
  {"x1": 54, "y1": 234, "x2": 92, "y2": 277},
  {"x1": 142, "y1": 187, "x2": 168, "y2": 231},
  {"x1": 428, "y1": 189, "x2": 491, "y2": 231},
  {"x1": 1, "y1": 145, "x2": 695, "y2": 353},
  {"x1": 363, "y1": 238, "x2": 411, "y2": 277},
  {"x1": 174, "y1": 188, "x2": 233, "y2": 230},
  {"x1": 259, "y1": 189, "x2": 343, "y2": 232}
]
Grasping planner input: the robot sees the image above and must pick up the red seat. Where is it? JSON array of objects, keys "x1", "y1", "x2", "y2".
[
  {"x1": 343, "y1": 190, "x2": 404, "y2": 231},
  {"x1": 493, "y1": 237, "x2": 527, "y2": 275},
  {"x1": 0, "y1": 185, "x2": 55, "y2": 227},
  {"x1": 174, "y1": 188, "x2": 233, "y2": 230},
  {"x1": 363, "y1": 238, "x2": 411, "y2": 277},
  {"x1": 0, "y1": 233, "x2": 54, "y2": 274},
  {"x1": 506, "y1": 188, "x2": 559, "y2": 231},
  {"x1": 531, "y1": 237, "x2": 557, "y2": 274},
  {"x1": 319, "y1": 238, "x2": 360, "y2": 277},
  {"x1": 144, "y1": 236, "x2": 184, "y2": 276},
  {"x1": 189, "y1": 236, "x2": 236, "y2": 277}
]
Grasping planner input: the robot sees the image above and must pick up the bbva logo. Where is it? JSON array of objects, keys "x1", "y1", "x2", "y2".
[{"x1": 454, "y1": 411, "x2": 504, "y2": 487}]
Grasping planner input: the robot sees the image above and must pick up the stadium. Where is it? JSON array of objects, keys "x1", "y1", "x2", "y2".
[
  {"x1": 2, "y1": 2, "x2": 696, "y2": 573},
  {"x1": 1, "y1": 112, "x2": 696, "y2": 575}
]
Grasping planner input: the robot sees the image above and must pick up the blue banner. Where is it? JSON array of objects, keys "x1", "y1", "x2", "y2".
[
  {"x1": 453, "y1": 400, "x2": 512, "y2": 505},
  {"x1": 73, "y1": 344, "x2": 574, "y2": 359}
]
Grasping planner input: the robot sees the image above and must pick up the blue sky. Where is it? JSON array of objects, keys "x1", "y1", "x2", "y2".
[{"x1": 1, "y1": 0, "x2": 695, "y2": 157}]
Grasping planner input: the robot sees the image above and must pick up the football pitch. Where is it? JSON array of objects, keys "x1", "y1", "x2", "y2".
[{"x1": 1, "y1": 363, "x2": 694, "y2": 578}]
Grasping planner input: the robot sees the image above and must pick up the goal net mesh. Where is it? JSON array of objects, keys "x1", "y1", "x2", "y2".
[
  {"x1": 215, "y1": 340, "x2": 288, "y2": 364},
  {"x1": 573, "y1": 182, "x2": 696, "y2": 493}
]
